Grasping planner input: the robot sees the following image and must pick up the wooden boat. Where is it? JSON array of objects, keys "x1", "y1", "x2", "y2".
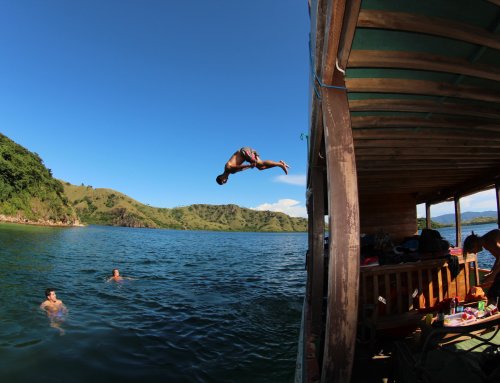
[{"x1": 298, "y1": 1, "x2": 500, "y2": 381}]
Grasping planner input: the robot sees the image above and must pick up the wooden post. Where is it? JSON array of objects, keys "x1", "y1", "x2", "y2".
[
  {"x1": 311, "y1": 166, "x2": 325, "y2": 336},
  {"x1": 425, "y1": 203, "x2": 431, "y2": 229},
  {"x1": 307, "y1": 194, "x2": 314, "y2": 303},
  {"x1": 321, "y1": 71, "x2": 360, "y2": 383},
  {"x1": 454, "y1": 195, "x2": 462, "y2": 248},
  {"x1": 496, "y1": 182, "x2": 500, "y2": 229}
]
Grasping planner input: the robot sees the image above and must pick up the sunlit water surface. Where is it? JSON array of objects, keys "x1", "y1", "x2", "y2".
[{"x1": 0, "y1": 224, "x2": 306, "y2": 383}]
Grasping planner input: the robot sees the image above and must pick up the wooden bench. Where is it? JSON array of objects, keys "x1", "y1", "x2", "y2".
[{"x1": 359, "y1": 254, "x2": 480, "y2": 338}]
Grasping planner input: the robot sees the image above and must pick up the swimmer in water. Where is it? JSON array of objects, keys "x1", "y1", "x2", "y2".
[
  {"x1": 40, "y1": 288, "x2": 68, "y2": 335},
  {"x1": 107, "y1": 269, "x2": 135, "y2": 282}
]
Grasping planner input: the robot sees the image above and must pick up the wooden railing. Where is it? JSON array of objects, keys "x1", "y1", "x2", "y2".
[{"x1": 359, "y1": 254, "x2": 479, "y2": 333}]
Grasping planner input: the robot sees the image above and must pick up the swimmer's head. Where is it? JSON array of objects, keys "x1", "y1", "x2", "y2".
[
  {"x1": 45, "y1": 288, "x2": 57, "y2": 302},
  {"x1": 112, "y1": 269, "x2": 120, "y2": 277}
]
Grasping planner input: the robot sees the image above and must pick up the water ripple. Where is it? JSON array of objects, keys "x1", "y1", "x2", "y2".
[{"x1": 0, "y1": 225, "x2": 306, "y2": 383}]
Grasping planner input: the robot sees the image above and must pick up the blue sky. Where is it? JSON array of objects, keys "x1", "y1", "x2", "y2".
[
  {"x1": 0, "y1": 0, "x2": 310, "y2": 217},
  {"x1": 0, "y1": 1, "x2": 495, "y2": 218}
]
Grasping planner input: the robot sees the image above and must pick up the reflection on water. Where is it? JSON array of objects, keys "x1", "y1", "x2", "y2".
[{"x1": 0, "y1": 224, "x2": 306, "y2": 383}]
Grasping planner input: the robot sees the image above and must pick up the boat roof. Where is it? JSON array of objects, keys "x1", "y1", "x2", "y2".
[{"x1": 308, "y1": 0, "x2": 500, "y2": 205}]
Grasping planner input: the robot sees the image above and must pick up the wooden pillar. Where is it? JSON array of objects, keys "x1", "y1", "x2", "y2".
[
  {"x1": 311, "y1": 166, "x2": 325, "y2": 336},
  {"x1": 321, "y1": 71, "x2": 360, "y2": 383},
  {"x1": 454, "y1": 196, "x2": 462, "y2": 248},
  {"x1": 425, "y1": 203, "x2": 431, "y2": 229},
  {"x1": 307, "y1": 194, "x2": 314, "y2": 302},
  {"x1": 496, "y1": 182, "x2": 500, "y2": 229}
]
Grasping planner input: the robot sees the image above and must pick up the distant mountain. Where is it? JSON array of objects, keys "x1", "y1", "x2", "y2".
[
  {"x1": 0, "y1": 133, "x2": 307, "y2": 231},
  {"x1": 63, "y1": 183, "x2": 307, "y2": 232},
  {"x1": 0, "y1": 133, "x2": 77, "y2": 225},
  {"x1": 432, "y1": 211, "x2": 497, "y2": 225}
]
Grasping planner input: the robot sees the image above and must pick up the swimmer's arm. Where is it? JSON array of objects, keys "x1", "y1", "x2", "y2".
[
  {"x1": 40, "y1": 301, "x2": 48, "y2": 310},
  {"x1": 124, "y1": 277, "x2": 137, "y2": 280}
]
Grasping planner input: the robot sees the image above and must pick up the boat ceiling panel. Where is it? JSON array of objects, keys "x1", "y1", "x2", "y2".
[{"x1": 309, "y1": 0, "x2": 500, "y2": 204}]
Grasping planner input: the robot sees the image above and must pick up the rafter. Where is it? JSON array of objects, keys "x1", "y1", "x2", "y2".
[
  {"x1": 346, "y1": 78, "x2": 500, "y2": 103},
  {"x1": 348, "y1": 50, "x2": 500, "y2": 82},
  {"x1": 357, "y1": 10, "x2": 500, "y2": 50},
  {"x1": 349, "y1": 99, "x2": 500, "y2": 120}
]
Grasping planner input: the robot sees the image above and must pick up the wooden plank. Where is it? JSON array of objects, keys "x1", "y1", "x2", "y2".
[
  {"x1": 321, "y1": 0, "x2": 346, "y2": 85},
  {"x1": 354, "y1": 146, "x2": 500, "y2": 157},
  {"x1": 396, "y1": 272, "x2": 402, "y2": 314},
  {"x1": 418, "y1": 270, "x2": 424, "y2": 308},
  {"x1": 353, "y1": 129, "x2": 500, "y2": 141},
  {"x1": 346, "y1": 78, "x2": 500, "y2": 104},
  {"x1": 455, "y1": 197, "x2": 462, "y2": 249},
  {"x1": 354, "y1": 139, "x2": 500, "y2": 148},
  {"x1": 437, "y1": 268, "x2": 443, "y2": 302},
  {"x1": 464, "y1": 259, "x2": 471, "y2": 295},
  {"x1": 407, "y1": 271, "x2": 413, "y2": 310},
  {"x1": 384, "y1": 274, "x2": 391, "y2": 315},
  {"x1": 321, "y1": 70, "x2": 360, "y2": 383},
  {"x1": 337, "y1": 0, "x2": 362, "y2": 69},
  {"x1": 497, "y1": 182, "x2": 500, "y2": 229},
  {"x1": 351, "y1": 116, "x2": 500, "y2": 132},
  {"x1": 446, "y1": 266, "x2": 452, "y2": 299},
  {"x1": 348, "y1": 50, "x2": 500, "y2": 82},
  {"x1": 349, "y1": 99, "x2": 500, "y2": 120},
  {"x1": 311, "y1": 166, "x2": 325, "y2": 336},
  {"x1": 427, "y1": 269, "x2": 434, "y2": 307},
  {"x1": 357, "y1": 10, "x2": 500, "y2": 51}
]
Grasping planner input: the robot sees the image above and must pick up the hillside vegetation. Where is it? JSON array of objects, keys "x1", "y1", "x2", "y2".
[
  {"x1": 64, "y1": 183, "x2": 308, "y2": 232},
  {"x1": 0, "y1": 133, "x2": 77, "y2": 224}
]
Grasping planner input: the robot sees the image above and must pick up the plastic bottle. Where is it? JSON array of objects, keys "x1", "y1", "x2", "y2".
[{"x1": 450, "y1": 297, "x2": 456, "y2": 314}]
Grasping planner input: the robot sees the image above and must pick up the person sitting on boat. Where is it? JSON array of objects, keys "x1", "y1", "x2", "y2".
[
  {"x1": 40, "y1": 288, "x2": 68, "y2": 334},
  {"x1": 463, "y1": 229, "x2": 500, "y2": 287},
  {"x1": 107, "y1": 268, "x2": 135, "y2": 282},
  {"x1": 216, "y1": 147, "x2": 289, "y2": 185}
]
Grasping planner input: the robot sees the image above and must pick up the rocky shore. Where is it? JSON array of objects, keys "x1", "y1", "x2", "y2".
[{"x1": 0, "y1": 214, "x2": 84, "y2": 227}]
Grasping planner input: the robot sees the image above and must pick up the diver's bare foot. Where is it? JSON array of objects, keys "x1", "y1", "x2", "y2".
[{"x1": 280, "y1": 160, "x2": 289, "y2": 175}]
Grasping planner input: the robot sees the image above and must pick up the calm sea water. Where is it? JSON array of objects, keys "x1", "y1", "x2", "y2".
[
  {"x1": 0, "y1": 224, "x2": 307, "y2": 383},
  {"x1": 433, "y1": 222, "x2": 498, "y2": 270}
]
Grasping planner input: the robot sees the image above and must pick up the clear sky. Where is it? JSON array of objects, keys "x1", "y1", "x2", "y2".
[{"x1": 0, "y1": 1, "x2": 496, "y2": 218}]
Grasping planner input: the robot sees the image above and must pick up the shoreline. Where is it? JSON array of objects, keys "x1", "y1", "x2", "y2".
[{"x1": 0, "y1": 214, "x2": 84, "y2": 228}]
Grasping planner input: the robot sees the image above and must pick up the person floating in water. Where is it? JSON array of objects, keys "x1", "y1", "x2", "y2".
[
  {"x1": 107, "y1": 268, "x2": 135, "y2": 282},
  {"x1": 216, "y1": 147, "x2": 289, "y2": 185},
  {"x1": 463, "y1": 229, "x2": 500, "y2": 287},
  {"x1": 40, "y1": 288, "x2": 68, "y2": 334}
]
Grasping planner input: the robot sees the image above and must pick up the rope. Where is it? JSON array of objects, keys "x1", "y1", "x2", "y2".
[{"x1": 308, "y1": 35, "x2": 347, "y2": 101}]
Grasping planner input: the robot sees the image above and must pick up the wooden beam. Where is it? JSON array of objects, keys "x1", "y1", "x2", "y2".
[
  {"x1": 455, "y1": 196, "x2": 462, "y2": 248},
  {"x1": 349, "y1": 99, "x2": 500, "y2": 120},
  {"x1": 321, "y1": 0, "x2": 346, "y2": 85},
  {"x1": 346, "y1": 78, "x2": 500, "y2": 104},
  {"x1": 337, "y1": 0, "x2": 362, "y2": 69},
  {"x1": 308, "y1": 0, "x2": 328, "y2": 171},
  {"x1": 496, "y1": 182, "x2": 500, "y2": 229},
  {"x1": 426, "y1": 203, "x2": 431, "y2": 229},
  {"x1": 357, "y1": 10, "x2": 500, "y2": 51},
  {"x1": 353, "y1": 129, "x2": 500, "y2": 140},
  {"x1": 348, "y1": 50, "x2": 500, "y2": 82},
  {"x1": 321, "y1": 71, "x2": 359, "y2": 383},
  {"x1": 354, "y1": 147, "x2": 500, "y2": 157},
  {"x1": 354, "y1": 139, "x2": 500, "y2": 148},
  {"x1": 423, "y1": 171, "x2": 500, "y2": 205},
  {"x1": 311, "y1": 166, "x2": 325, "y2": 336},
  {"x1": 351, "y1": 116, "x2": 500, "y2": 131}
]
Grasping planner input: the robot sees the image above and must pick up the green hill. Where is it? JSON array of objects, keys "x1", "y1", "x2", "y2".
[
  {"x1": 0, "y1": 133, "x2": 307, "y2": 231},
  {"x1": 0, "y1": 133, "x2": 77, "y2": 224},
  {"x1": 63, "y1": 183, "x2": 307, "y2": 232}
]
